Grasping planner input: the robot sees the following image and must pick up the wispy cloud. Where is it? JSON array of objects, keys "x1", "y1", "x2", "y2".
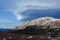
[
  {"x1": 0, "y1": 19, "x2": 25, "y2": 28},
  {"x1": 0, "y1": 0, "x2": 60, "y2": 20},
  {"x1": 0, "y1": 20, "x2": 18, "y2": 23}
]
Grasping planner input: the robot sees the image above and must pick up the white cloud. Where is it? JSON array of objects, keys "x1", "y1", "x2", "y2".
[
  {"x1": 1, "y1": 0, "x2": 60, "y2": 20},
  {"x1": 16, "y1": 15, "x2": 23, "y2": 21}
]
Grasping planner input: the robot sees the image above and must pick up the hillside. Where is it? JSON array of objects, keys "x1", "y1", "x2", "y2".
[{"x1": 16, "y1": 17, "x2": 60, "y2": 30}]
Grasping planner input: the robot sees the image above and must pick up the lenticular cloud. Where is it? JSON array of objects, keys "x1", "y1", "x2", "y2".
[
  {"x1": 2, "y1": 0, "x2": 60, "y2": 20},
  {"x1": 15, "y1": 0, "x2": 60, "y2": 20}
]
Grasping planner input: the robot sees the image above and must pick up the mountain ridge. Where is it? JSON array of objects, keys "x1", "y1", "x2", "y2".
[{"x1": 16, "y1": 17, "x2": 60, "y2": 30}]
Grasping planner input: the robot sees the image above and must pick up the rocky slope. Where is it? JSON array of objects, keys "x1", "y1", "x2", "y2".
[{"x1": 16, "y1": 17, "x2": 60, "y2": 30}]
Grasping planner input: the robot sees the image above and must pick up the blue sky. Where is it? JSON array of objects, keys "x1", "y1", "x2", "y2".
[{"x1": 0, "y1": 0, "x2": 60, "y2": 29}]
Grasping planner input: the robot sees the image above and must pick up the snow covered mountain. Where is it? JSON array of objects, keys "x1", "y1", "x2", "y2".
[{"x1": 16, "y1": 17, "x2": 60, "y2": 30}]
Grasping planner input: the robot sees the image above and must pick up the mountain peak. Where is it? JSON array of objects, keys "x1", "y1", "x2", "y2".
[{"x1": 16, "y1": 17, "x2": 60, "y2": 30}]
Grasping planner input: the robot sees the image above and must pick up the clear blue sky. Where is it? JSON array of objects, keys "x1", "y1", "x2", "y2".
[{"x1": 0, "y1": 0, "x2": 60, "y2": 29}]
